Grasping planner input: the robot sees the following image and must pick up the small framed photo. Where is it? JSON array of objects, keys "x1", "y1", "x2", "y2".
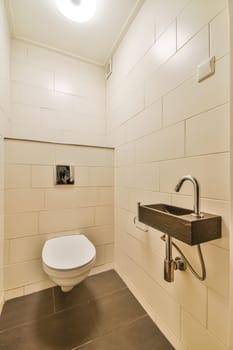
[{"x1": 55, "y1": 165, "x2": 74, "y2": 185}]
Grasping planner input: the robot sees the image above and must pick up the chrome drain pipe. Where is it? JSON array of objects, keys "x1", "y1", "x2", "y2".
[{"x1": 164, "y1": 234, "x2": 176, "y2": 282}]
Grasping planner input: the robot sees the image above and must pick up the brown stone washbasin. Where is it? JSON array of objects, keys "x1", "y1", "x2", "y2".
[{"x1": 137, "y1": 203, "x2": 221, "y2": 246}]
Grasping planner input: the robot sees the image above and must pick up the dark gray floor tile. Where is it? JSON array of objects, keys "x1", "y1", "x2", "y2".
[
  {"x1": 0, "y1": 270, "x2": 174, "y2": 350},
  {"x1": 0, "y1": 301, "x2": 97, "y2": 350},
  {"x1": 0, "y1": 289, "x2": 54, "y2": 331},
  {"x1": 90, "y1": 288, "x2": 146, "y2": 336},
  {"x1": 76, "y1": 316, "x2": 174, "y2": 350},
  {"x1": 54, "y1": 270, "x2": 126, "y2": 312}
]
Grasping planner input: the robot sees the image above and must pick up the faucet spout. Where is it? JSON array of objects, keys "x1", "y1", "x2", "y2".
[{"x1": 174, "y1": 175, "x2": 203, "y2": 218}]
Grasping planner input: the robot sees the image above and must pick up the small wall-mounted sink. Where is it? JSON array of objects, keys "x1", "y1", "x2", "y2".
[
  {"x1": 150, "y1": 204, "x2": 193, "y2": 216},
  {"x1": 138, "y1": 203, "x2": 221, "y2": 246}
]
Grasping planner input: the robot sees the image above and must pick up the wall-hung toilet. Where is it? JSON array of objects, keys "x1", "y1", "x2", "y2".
[{"x1": 42, "y1": 234, "x2": 96, "y2": 292}]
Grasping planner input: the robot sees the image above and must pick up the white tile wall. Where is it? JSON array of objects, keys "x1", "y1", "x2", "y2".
[
  {"x1": 0, "y1": 0, "x2": 11, "y2": 305},
  {"x1": 181, "y1": 310, "x2": 225, "y2": 350},
  {"x1": 177, "y1": 0, "x2": 226, "y2": 49},
  {"x1": 163, "y1": 55, "x2": 229, "y2": 127},
  {"x1": 106, "y1": 0, "x2": 230, "y2": 349},
  {"x1": 210, "y1": 9, "x2": 230, "y2": 60},
  {"x1": 186, "y1": 104, "x2": 229, "y2": 156},
  {"x1": 9, "y1": 39, "x2": 107, "y2": 147},
  {"x1": 208, "y1": 288, "x2": 229, "y2": 344},
  {"x1": 145, "y1": 26, "x2": 209, "y2": 106},
  {"x1": 4, "y1": 139, "x2": 114, "y2": 295}
]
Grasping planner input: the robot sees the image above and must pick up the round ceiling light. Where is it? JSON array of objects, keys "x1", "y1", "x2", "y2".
[{"x1": 56, "y1": 0, "x2": 96, "y2": 23}]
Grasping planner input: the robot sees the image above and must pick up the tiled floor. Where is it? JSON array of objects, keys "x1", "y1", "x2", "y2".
[{"x1": 0, "y1": 270, "x2": 174, "y2": 350}]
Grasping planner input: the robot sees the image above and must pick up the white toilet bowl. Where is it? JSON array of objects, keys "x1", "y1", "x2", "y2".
[{"x1": 42, "y1": 234, "x2": 96, "y2": 292}]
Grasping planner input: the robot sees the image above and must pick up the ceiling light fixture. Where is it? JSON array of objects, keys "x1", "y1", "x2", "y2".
[{"x1": 56, "y1": 0, "x2": 96, "y2": 23}]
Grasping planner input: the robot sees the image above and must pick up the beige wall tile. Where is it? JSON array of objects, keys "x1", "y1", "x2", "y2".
[
  {"x1": 95, "y1": 206, "x2": 114, "y2": 226},
  {"x1": 11, "y1": 62, "x2": 54, "y2": 89},
  {"x1": 54, "y1": 144, "x2": 82, "y2": 164},
  {"x1": 154, "y1": 0, "x2": 189, "y2": 38},
  {"x1": 74, "y1": 167, "x2": 89, "y2": 187},
  {"x1": 115, "y1": 143, "x2": 135, "y2": 167},
  {"x1": 135, "y1": 122, "x2": 184, "y2": 163},
  {"x1": 8, "y1": 235, "x2": 46, "y2": 264},
  {"x1": 186, "y1": 104, "x2": 229, "y2": 156},
  {"x1": 130, "y1": 22, "x2": 176, "y2": 85},
  {"x1": 89, "y1": 167, "x2": 114, "y2": 186},
  {"x1": 39, "y1": 207, "x2": 95, "y2": 234},
  {"x1": 95, "y1": 245, "x2": 106, "y2": 267},
  {"x1": 5, "y1": 140, "x2": 55, "y2": 165},
  {"x1": 201, "y1": 199, "x2": 230, "y2": 250},
  {"x1": 160, "y1": 153, "x2": 230, "y2": 200},
  {"x1": 45, "y1": 188, "x2": 99, "y2": 210},
  {"x1": 107, "y1": 0, "x2": 230, "y2": 348},
  {"x1": 177, "y1": 0, "x2": 226, "y2": 48},
  {"x1": 11, "y1": 104, "x2": 41, "y2": 129},
  {"x1": 32, "y1": 165, "x2": 54, "y2": 188},
  {"x1": 124, "y1": 163, "x2": 160, "y2": 191},
  {"x1": 4, "y1": 287, "x2": 24, "y2": 301},
  {"x1": 4, "y1": 259, "x2": 47, "y2": 290},
  {"x1": 0, "y1": 191, "x2": 4, "y2": 214},
  {"x1": 181, "y1": 310, "x2": 225, "y2": 350},
  {"x1": 208, "y1": 289, "x2": 229, "y2": 344},
  {"x1": 0, "y1": 215, "x2": 4, "y2": 239},
  {"x1": 115, "y1": 188, "x2": 129, "y2": 210},
  {"x1": 124, "y1": 99, "x2": 162, "y2": 143},
  {"x1": 44, "y1": 188, "x2": 78, "y2": 210},
  {"x1": 10, "y1": 39, "x2": 107, "y2": 146},
  {"x1": 11, "y1": 39, "x2": 28, "y2": 63},
  {"x1": 114, "y1": 85, "x2": 145, "y2": 126},
  {"x1": 85, "y1": 225, "x2": 114, "y2": 246},
  {"x1": 98, "y1": 188, "x2": 114, "y2": 206},
  {"x1": 55, "y1": 145, "x2": 112, "y2": 167},
  {"x1": 24, "y1": 279, "x2": 55, "y2": 296},
  {"x1": 48, "y1": 90, "x2": 73, "y2": 112},
  {"x1": 163, "y1": 56, "x2": 229, "y2": 127},
  {"x1": 210, "y1": 9, "x2": 230, "y2": 59},
  {"x1": 5, "y1": 164, "x2": 31, "y2": 189},
  {"x1": 5, "y1": 212, "x2": 38, "y2": 239},
  {"x1": 145, "y1": 26, "x2": 209, "y2": 106},
  {"x1": 115, "y1": 143, "x2": 134, "y2": 167},
  {"x1": 105, "y1": 244, "x2": 114, "y2": 263},
  {"x1": 5, "y1": 189, "x2": 45, "y2": 213},
  {"x1": 76, "y1": 188, "x2": 100, "y2": 207},
  {"x1": 202, "y1": 244, "x2": 229, "y2": 299}
]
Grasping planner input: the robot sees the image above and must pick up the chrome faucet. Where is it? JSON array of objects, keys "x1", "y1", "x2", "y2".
[{"x1": 174, "y1": 175, "x2": 203, "y2": 218}]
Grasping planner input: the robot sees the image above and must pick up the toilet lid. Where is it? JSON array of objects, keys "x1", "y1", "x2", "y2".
[{"x1": 42, "y1": 234, "x2": 96, "y2": 270}]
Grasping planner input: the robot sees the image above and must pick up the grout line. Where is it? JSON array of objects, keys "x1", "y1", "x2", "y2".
[
  {"x1": 184, "y1": 119, "x2": 187, "y2": 157},
  {"x1": 110, "y1": 99, "x2": 230, "y2": 149},
  {"x1": 0, "y1": 308, "x2": 55, "y2": 333},
  {"x1": 71, "y1": 315, "x2": 148, "y2": 350},
  {"x1": 52, "y1": 286, "x2": 128, "y2": 316},
  {"x1": 208, "y1": 22, "x2": 211, "y2": 57},
  {"x1": 52, "y1": 287, "x2": 56, "y2": 314}
]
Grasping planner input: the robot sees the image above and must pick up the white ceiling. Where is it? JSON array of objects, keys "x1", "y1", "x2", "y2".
[{"x1": 7, "y1": 0, "x2": 145, "y2": 65}]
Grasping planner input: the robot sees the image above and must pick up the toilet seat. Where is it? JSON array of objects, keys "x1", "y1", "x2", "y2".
[{"x1": 42, "y1": 234, "x2": 96, "y2": 271}]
